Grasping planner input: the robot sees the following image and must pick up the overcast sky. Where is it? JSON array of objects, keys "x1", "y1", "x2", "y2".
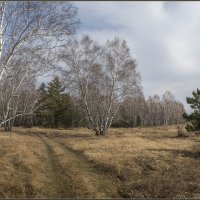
[{"x1": 74, "y1": 1, "x2": 200, "y2": 112}]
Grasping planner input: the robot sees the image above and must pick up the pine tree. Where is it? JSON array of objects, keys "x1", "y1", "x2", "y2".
[
  {"x1": 35, "y1": 82, "x2": 49, "y2": 126},
  {"x1": 35, "y1": 76, "x2": 76, "y2": 128},
  {"x1": 183, "y1": 88, "x2": 200, "y2": 132}
]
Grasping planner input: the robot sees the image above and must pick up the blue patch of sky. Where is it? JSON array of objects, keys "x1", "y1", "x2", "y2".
[
  {"x1": 79, "y1": 15, "x2": 124, "y2": 32},
  {"x1": 163, "y1": 1, "x2": 179, "y2": 12}
]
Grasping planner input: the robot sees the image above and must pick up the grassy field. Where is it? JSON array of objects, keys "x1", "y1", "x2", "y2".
[{"x1": 0, "y1": 125, "x2": 200, "y2": 198}]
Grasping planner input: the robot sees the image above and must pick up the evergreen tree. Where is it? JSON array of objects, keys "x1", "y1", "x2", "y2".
[
  {"x1": 35, "y1": 76, "x2": 76, "y2": 128},
  {"x1": 35, "y1": 82, "x2": 49, "y2": 126},
  {"x1": 183, "y1": 88, "x2": 200, "y2": 131}
]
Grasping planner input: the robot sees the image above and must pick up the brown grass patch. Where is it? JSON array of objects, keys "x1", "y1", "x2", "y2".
[
  {"x1": 0, "y1": 131, "x2": 49, "y2": 198},
  {"x1": 34, "y1": 125, "x2": 200, "y2": 198},
  {"x1": 1, "y1": 125, "x2": 200, "y2": 198}
]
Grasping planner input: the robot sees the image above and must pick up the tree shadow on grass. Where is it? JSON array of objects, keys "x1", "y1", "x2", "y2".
[
  {"x1": 147, "y1": 148, "x2": 200, "y2": 159},
  {"x1": 139, "y1": 133, "x2": 191, "y2": 141},
  {"x1": 15, "y1": 130, "x2": 96, "y2": 140}
]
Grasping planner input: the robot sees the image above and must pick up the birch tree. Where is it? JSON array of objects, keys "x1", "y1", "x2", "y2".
[
  {"x1": 61, "y1": 35, "x2": 141, "y2": 135},
  {"x1": 162, "y1": 90, "x2": 176, "y2": 125},
  {"x1": 0, "y1": 1, "x2": 79, "y2": 81},
  {"x1": 2, "y1": 77, "x2": 38, "y2": 131},
  {"x1": 146, "y1": 95, "x2": 163, "y2": 126},
  {"x1": 0, "y1": 1, "x2": 79, "y2": 127},
  {"x1": 118, "y1": 94, "x2": 146, "y2": 127},
  {"x1": 115, "y1": 91, "x2": 185, "y2": 127}
]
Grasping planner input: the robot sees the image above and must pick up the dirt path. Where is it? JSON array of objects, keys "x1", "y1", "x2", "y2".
[
  {"x1": 35, "y1": 133, "x2": 122, "y2": 198},
  {"x1": 38, "y1": 135, "x2": 76, "y2": 198}
]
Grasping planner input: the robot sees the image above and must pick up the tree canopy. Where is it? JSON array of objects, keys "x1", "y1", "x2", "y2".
[{"x1": 183, "y1": 88, "x2": 200, "y2": 132}]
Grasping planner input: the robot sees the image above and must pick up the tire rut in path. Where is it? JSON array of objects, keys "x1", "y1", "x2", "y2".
[
  {"x1": 38, "y1": 134, "x2": 122, "y2": 198},
  {"x1": 54, "y1": 137, "x2": 122, "y2": 198},
  {"x1": 38, "y1": 135, "x2": 76, "y2": 198}
]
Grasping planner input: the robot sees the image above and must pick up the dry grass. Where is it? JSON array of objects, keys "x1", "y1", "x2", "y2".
[
  {"x1": 0, "y1": 131, "x2": 49, "y2": 198},
  {"x1": 1, "y1": 125, "x2": 200, "y2": 198},
  {"x1": 38, "y1": 125, "x2": 200, "y2": 198}
]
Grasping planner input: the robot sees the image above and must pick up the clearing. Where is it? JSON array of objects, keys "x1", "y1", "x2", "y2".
[{"x1": 0, "y1": 125, "x2": 200, "y2": 198}]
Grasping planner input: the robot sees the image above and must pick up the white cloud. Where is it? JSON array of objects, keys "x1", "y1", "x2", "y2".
[{"x1": 74, "y1": 1, "x2": 200, "y2": 112}]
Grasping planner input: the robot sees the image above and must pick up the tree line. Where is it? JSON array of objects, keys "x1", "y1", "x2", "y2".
[
  {"x1": 114, "y1": 91, "x2": 185, "y2": 127},
  {"x1": 13, "y1": 76, "x2": 185, "y2": 131}
]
